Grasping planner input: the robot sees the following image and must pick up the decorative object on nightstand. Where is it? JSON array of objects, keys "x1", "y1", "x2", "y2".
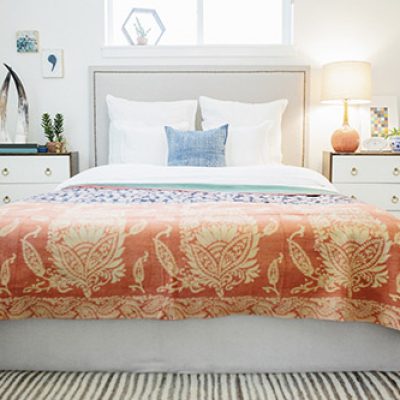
[
  {"x1": 321, "y1": 61, "x2": 372, "y2": 153},
  {"x1": 362, "y1": 137, "x2": 388, "y2": 152},
  {"x1": 41, "y1": 113, "x2": 66, "y2": 153},
  {"x1": 0, "y1": 152, "x2": 78, "y2": 204},
  {"x1": 0, "y1": 64, "x2": 29, "y2": 144},
  {"x1": 323, "y1": 151, "x2": 400, "y2": 217},
  {"x1": 388, "y1": 128, "x2": 400, "y2": 152}
]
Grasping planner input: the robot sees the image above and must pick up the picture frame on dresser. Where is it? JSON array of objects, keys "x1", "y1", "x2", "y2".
[
  {"x1": 323, "y1": 151, "x2": 400, "y2": 217},
  {"x1": 0, "y1": 152, "x2": 78, "y2": 204}
]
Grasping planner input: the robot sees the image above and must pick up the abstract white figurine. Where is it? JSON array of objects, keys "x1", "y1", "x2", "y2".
[{"x1": 0, "y1": 64, "x2": 29, "y2": 144}]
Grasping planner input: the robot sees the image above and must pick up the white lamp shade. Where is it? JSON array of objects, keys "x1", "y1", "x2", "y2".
[{"x1": 321, "y1": 61, "x2": 372, "y2": 104}]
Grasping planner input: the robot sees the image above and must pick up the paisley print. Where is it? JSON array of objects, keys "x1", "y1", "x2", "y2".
[
  {"x1": 22, "y1": 208, "x2": 129, "y2": 298},
  {"x1": 0, "y1": 185, "x2": 400, "y2": 331},
  {"x1": 155, "y1": 206, "x2": 261, "y2": 298},
  {"x1": 290, "y1": 209, "x2": 391, "y2": 297}
]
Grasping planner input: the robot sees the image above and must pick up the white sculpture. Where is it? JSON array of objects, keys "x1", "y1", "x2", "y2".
[{"x1": 0, "y1": 64, "x2": 29, "y2": 144}]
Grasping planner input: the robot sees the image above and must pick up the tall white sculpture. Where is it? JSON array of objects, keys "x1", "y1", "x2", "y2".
[{"x1": 0, "y1": 64, "x2": 29, "y2": 144}]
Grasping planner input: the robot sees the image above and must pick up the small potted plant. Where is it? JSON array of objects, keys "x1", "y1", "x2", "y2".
[
  {"x1": 42, "y1": 113, "x2": 66, "y2": 153},
  {"x1": 134, "y1": 17, "x2": 151, "y2": 45},
  {"x1": 388, "y1": 128, "x2": 400, "y2": 152}
]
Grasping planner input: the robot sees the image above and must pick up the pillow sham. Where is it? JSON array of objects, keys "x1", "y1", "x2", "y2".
[
  {"x1": 199, "y1": 96, "x2": 288, "y2": 163},
  {"x1": 165, "y1": 125, "x2": 228, "y2": 167},
  {"x1": 203, "y1": 121, "x2": 274, "y2": 166},
  {"x1": 109, "y1": 121, "x2": 189, "y2": 165},
  {"x1": 106, "y1": 95, "x2": 198, "y2": 129}
]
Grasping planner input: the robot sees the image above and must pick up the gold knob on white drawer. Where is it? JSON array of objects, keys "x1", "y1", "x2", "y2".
[
  {"x1": 3, "y1": 196, "x2": 11, "y2": 204},
  {"x1": 351, "y1": 195, "x2": 357, "y2": 200},
  {"x1": 394, "y1": 168, "x2": 400, "y2": 176},
  {"x1": 351, "y1": 167, "x2": 358, "y2": 176},
  {"x1": 392, "y1": 195, "x2": 399, "y2": 204},
  {"x1": 1, "y1": 168, "x2": 9, "y2": 176},
  {"x1": 44, "y1": 168, "x2": 52, "y2": 176}
]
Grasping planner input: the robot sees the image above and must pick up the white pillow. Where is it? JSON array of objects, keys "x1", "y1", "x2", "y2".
[
  {"x1": 203, "y1": 121, "x2": 273, "y2": 166},
  {"x1": 109, "y1": 121, "x2": 189, "y2": 165},
  {"x1": 199, "y1": 96, "x2": 288, "y2": 163},
  {"x1": 106, "y1": 95, "x2": 198, "y2": 129}
]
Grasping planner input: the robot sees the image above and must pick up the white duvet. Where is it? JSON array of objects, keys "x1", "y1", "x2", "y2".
[{"x1": 57, "y1": 164, "x2": 336, "y2": 193}]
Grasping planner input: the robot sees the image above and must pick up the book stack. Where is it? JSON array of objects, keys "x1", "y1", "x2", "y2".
[{"x1": 0, "y1": 143, "x2": 38, "y2": 154}]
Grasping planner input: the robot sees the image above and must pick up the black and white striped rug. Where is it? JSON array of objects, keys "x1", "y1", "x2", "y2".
[{"x1": 0, "y1": 371, "x2": 399, "y2": 400}]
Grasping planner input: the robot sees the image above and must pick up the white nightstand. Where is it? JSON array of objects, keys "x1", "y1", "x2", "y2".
[
  {"x1": 323, "y1": 151, "x2": 400, "y2": 217},
  {"x1": 0, "y1": 152, "x2": 79, "y2": 204}
]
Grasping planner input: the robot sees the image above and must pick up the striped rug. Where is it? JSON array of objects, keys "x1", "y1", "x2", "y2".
[{"x1": 0, "y1": 371, "x2": 399, "y2": 400}]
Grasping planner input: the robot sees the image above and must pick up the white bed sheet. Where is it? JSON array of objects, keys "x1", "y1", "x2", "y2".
[{"x1": 57, "y1": 164, "x2": 337, "y2": 193}]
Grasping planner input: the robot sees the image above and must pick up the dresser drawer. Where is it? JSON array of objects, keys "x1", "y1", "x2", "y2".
[
  {"x1": 0, "y1": 184, "x2": 58, "y2": 204},
  {"x1": 335, "y1": 183, "x2": 400, "y2": 210},
  {"x1": 332, "y1": 156, "x2": 400, "y2": 183},
  {"x1": 0, "y1": 156, "x2": 70, "y2": 184}
]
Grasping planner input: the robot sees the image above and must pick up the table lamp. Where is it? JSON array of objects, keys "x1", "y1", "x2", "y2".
[{"x1": 321, "y1": 61, "x2": 372, "y2": 153}]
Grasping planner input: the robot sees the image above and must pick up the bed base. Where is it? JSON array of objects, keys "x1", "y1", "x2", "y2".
[{"x1": 1, "y1": 316, "x2": 399, "y2": 373}]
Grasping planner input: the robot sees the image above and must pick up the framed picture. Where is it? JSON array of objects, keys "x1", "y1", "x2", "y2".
[
  {"x1": 16, "y1": 31, "x2": 39, "y2": 53},
  {"x1": 42, "y1": 49, "x2": 64, "y2": 78},
  {"x1": 360, "y1": 96, "x2": 399, "y2": 139}
]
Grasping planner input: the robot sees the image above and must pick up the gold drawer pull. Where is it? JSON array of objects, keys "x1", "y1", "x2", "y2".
[
  {"x1": 394, "y1": 168, "x2": 400, "y2": 176},
  {"x1": 351, "y1": 195, "x2": 357, "y2": 200},
  {"x1": 3, "y1": 196, "x2": 11, "y2": 204},
  {"x1": 1, "y1": 168, "x2": 9, "y2": 176},
  {"x1": 351, "y1": 167, "x2": 358, "y2": 176},
  {"x1": 392, "y1": 195, "x2": 399, "y2": 204},
  {"x1": 44, "y1": 168, "x2": 52, "y2": 176}
]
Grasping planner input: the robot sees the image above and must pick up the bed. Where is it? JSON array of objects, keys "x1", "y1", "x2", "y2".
[{"x1": 1, "y1": 66, "x2": 400, "y2": 373}]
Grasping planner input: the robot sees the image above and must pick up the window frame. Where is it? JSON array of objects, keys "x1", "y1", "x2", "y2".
[{"x1": 104, "y1": 0, "x2": 294, "y2": 58}]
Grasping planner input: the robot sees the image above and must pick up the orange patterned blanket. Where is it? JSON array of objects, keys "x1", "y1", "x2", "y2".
[{"x1": 1, "y1": 186, "x2": 400, "y2": 330}]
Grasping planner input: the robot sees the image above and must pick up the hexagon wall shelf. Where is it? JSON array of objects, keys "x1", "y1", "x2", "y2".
[{"x1": 122, "y1": 8, "x2": 166, "y2": 46}]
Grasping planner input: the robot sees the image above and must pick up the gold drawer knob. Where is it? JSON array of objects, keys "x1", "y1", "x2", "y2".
[
  {"x1": 351, "y1": 167, "x2": 358, "y2": 176},
  {"x1": 394, "y1": 168, "x2": 400, "y2": 176},
  {"x1": 3, "y1": 196, "x2": 11, "y2": 204},
  {"x1": 392, "y1": 196, "x2": 399, "y2": 204},
  {"x1": 44, "y1": 168, "x2": 52, "y2": 176},
  {"x1": 1, "y1": 168, "x2": 9, "y2": 176},
  {"x1": 351, "y1": 195, "x2": 357, "y2": 200}
]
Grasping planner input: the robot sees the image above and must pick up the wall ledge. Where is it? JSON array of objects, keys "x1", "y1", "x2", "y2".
[{"x1": 101, "y1": 45, "x2": 297, "y2": 60}]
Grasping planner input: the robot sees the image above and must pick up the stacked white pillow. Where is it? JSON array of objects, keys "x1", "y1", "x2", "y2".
[
  {"x1": 200, "y1": 96, "x2": 288, "y2": 165},
  {"x1": 106, "y1": 95, "x2": 197, "y2": 165}
]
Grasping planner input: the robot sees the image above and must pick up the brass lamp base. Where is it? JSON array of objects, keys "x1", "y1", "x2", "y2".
[{"x1": 331, "y1": 124, "x2": 360, "y2": 153}]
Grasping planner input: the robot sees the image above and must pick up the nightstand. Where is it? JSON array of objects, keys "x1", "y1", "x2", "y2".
[
  {"x1": 0, "y1": 152, "x2": 79, "y2": 204},
  {"x1": 323, "y1": 151, "x2": 400, "y2": 217}
]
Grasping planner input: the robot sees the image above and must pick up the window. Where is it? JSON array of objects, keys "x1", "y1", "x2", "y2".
[{"x1": 106, "y1": 0, "x2": 293, "y2": 47}]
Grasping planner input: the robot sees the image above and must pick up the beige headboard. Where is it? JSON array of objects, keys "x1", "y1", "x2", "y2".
[{"x1": 90, "y1": 65, "x2": 309, "y2": 167}]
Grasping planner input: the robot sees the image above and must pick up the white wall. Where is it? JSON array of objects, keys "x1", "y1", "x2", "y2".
[{"x1": 0, "y1": 0, "x2": 399, "y2": 171}]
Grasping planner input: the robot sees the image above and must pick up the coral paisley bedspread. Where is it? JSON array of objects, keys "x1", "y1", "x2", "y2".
[{"x1": 1, "y1": 184, "x2": 400, "y2": 331}]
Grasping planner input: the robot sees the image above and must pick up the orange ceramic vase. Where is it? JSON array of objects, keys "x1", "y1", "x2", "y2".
[{"x1": 331, "y1": 124, "x2": 360, "y2": 153}]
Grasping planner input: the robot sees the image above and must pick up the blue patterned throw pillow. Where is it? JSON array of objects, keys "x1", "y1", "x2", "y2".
[{"x1": 165, "y1": 125, "x2": 228, "y2": 167}]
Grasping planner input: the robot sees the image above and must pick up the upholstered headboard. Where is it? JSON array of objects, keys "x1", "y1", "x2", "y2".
[{"x1": 90, "y1": 65, "x2": 309, "y2": 167}]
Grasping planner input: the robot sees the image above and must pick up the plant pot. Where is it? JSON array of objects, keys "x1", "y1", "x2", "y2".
[
  {"x1": 137, "y1": 36, "x2": 148, "y2": 46},
  {"x1": 47, "y1": 141, "x2": 65, "y2": 154},
  {"x1": 389, "y1": 137, "x2": 400, "y2": 152}
]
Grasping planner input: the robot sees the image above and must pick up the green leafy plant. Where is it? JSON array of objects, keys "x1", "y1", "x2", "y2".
[
  {"x1": 41, "y1": 113, "x2": 65, "y2": 143},
  {"x1": 41, "y1": 113, "x2": 55, "y2": 142},
  {"x1": 388, "y1": 128, "x2": 400, "y2": 137},
  {"x1": 134, "y1": 17, "x2": 151, "y2": 38},
  {"x1": 53, "y1": 113, "x2": 64, "y2": 142}
]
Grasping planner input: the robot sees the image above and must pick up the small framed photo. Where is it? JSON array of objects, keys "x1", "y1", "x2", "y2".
[
  {"x1": 16, "y1": 31, "x2": 39, "y2": 53},
  {"x1": 369, "y1": 96, "x2": 399, "y2": 137},
  {"x1": 42, "y1": 49, "x2": 64, "y2": 78},
  {"x1": 360, "y1": 96, "x2": 399, "y2": 139}
]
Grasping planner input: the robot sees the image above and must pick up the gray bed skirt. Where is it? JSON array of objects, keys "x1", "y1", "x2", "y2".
[{"x1": 1, "y1": 316, "x2": 400, "y2": 373}]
